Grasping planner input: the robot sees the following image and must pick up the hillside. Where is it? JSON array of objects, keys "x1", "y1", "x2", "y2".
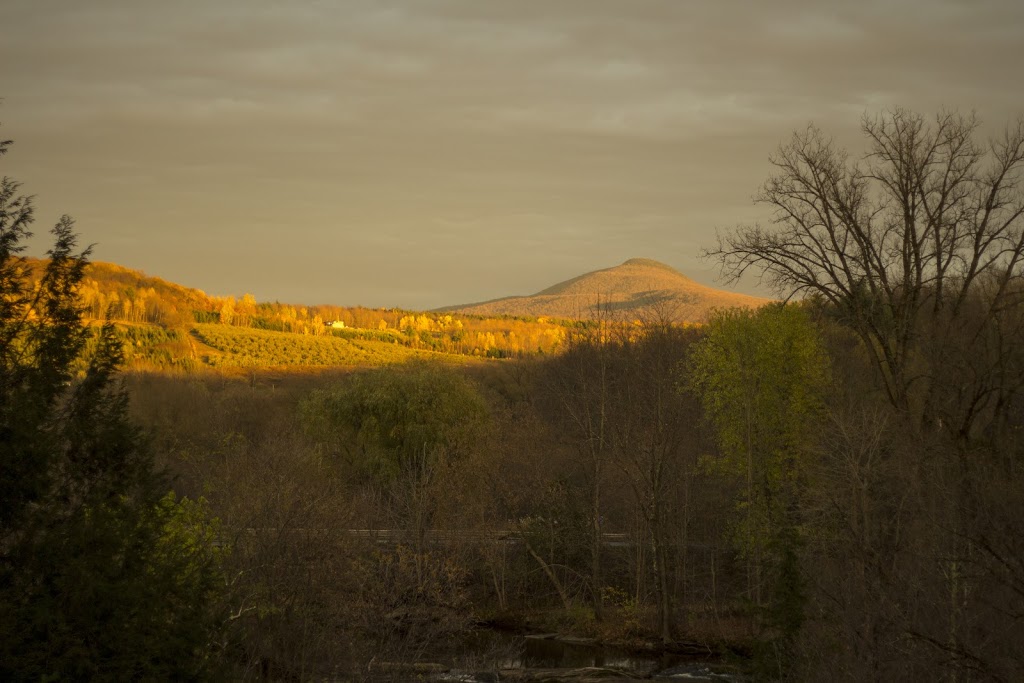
[
  {"x1": 440, "y1": 258, "x2": 770, "y2": 323},
  {"x1": 23, "y1": 258, "x2": 571, "y2": 370},
  {"x1": 23, "y1": 256, "x2": 768, "y2": 372}
]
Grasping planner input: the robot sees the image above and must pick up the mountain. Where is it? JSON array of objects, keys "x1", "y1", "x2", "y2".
[{"x1": 439, "y1": 258, "x2": 771, "y2": 323}]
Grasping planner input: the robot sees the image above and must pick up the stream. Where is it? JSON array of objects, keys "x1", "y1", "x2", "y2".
[{"x1": 414, "y1": 630, "x2": 744, "y2": 682}]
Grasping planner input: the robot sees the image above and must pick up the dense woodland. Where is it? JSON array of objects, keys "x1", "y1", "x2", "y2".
[{"x1": 3, "y1": 110, "x2": 1024, "y2": 682}]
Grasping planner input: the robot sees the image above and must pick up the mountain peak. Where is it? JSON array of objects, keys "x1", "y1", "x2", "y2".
[
  {"x1": 620, "y1": 257, "x2": 677, "y2": 271},
  {"x1": 440, "y1": 259, "x2": 771, "y2": 323}
]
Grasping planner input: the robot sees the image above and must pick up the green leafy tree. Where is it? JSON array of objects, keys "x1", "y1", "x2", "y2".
[
  {"x1": 690, "y1": 303, "x2": 828, "y2": 672},
  {"x1": 300, "y1": 363, "x2": 487, "y2": 660},
  {"x1": 301, "y1": 362, "x2": 488, "y2": 553},
  {"x1": 302, "y1": 362, "x2": 488, "y2": 484},
  {"x1": 0, "y1": 127, "x2": 225, "y2": 681}
]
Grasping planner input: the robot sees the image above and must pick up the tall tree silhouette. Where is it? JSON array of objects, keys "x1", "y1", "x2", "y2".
[{"x1": 0, "y1": 125, "x2": 224, "y2": 681}]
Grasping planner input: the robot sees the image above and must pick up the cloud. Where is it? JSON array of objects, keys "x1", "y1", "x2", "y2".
[{"x1": 2, "y1": 0, "x2": 1022, "y2": 306}]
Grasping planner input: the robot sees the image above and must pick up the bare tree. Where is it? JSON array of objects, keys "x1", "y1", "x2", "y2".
[
  {"x1": 708, "y1": 109, "x2": 1024, "y2": 679},
  {"x1": 540, "y1": 310, "x2": 621, "y2": 623},
  {"x1": 707, "y1": 108, "x2": 1024, "y2": 431},
  {"x1": 607, "y1": 321, "x2": 702, "y2": 644}
]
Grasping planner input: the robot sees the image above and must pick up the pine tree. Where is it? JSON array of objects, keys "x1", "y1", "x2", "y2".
[{"x1": 0, "y1": 126, "x2": 225, "y2": 680}]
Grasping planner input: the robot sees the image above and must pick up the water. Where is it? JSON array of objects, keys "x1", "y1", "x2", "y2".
[
  {"x1": 440, "y1": 630, "x2": 742, "y2": 681},
  {"x1": 510, "y1": 634, "x2": 674, "y2": 669}
]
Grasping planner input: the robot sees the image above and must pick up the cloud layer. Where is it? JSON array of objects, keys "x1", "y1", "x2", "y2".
[{"x1": 3, "y1": 0, "x2": 1022, "y2": 307}]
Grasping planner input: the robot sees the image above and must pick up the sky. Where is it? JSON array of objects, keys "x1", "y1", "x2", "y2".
[{"x1": 2, "y1": 0, "x2": 1023, "y2": 310}]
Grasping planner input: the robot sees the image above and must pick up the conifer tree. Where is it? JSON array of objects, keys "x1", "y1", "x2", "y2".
[{"x1": 0, "y1": 126, "x2": 224, "y2": 680}]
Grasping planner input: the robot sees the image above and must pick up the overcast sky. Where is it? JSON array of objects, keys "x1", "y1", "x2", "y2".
[{"x1": 2, "y1": 0, "x2": 1022, "y2": 309}]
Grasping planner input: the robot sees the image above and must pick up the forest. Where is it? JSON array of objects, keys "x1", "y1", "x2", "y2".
[{"x1": 2, "y1": 109, "x2": 1023, "y2": 682}]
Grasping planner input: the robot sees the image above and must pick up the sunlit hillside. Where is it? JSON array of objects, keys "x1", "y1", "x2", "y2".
[
  {"x1": 24, "y1": 257, "x2": 769, "y2": 372},
  {"x1": 24, "y1": 258, "x2": 573, "y2": 371},
  {"x1": 441, "y1": 258, "x2": 770, "y2": 323},
  {"x1": 190, "y1": 323, "x2": 447, "y2": 368}
]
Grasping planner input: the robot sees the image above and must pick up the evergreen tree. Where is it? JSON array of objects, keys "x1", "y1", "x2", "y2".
[{"x1": 0, "y1": 127, "x2": 225, "y2": 680}]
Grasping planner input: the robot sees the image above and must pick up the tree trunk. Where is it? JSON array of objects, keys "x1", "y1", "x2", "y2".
[{"x1": 521, "y1": 532, "x2": 573, "y2": 612}]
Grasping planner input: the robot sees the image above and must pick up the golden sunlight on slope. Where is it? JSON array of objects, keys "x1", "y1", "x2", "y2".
[{"x1": 440, "y1": 258, "x2": 771, "y2": 323}]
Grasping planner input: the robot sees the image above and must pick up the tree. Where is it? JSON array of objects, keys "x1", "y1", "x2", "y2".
[
  {"x1": 707, "y1": 108, "x2": 1024, "y2": 433},
  {"x1": 608, "y1": 322, "x2": 703, "y2": 643},
  {"x1": 0, "y1": 127, "x2": 225, "y2": 680},
  {"x1": 706, "y1": 109, "x2": 1024, "y2": 679},
  {"x1": 298, "y1": 363, "x2": 487, "y2": 670},
  {"x1": 540, "y1": 319, "x2": 618, "y2": 623},
  {"x1": 690, "y1": 304, "x2": 828, "y2": 672},
  {"x1": 301, "y1": 362, "x2": 489, "y2": 559}
]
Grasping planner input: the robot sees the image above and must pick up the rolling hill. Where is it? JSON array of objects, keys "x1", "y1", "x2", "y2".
[
  {"x1": 24, "y1": 257, "x2": 572, "y2": 370},
  {"x1": 439, "y1": 258, "x2": 771, "y2": 323}
]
